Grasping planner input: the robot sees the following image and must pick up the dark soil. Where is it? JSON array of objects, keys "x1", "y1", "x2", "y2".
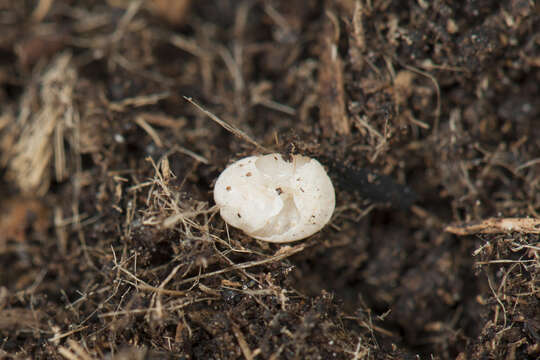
[{"x1": 0, "y1": 0, "x2": 539, "y2": 359}]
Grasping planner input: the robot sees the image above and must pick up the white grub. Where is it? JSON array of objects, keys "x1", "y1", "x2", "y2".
[{"x1": 214, "y1": 153, "x2": 335, "y2": 243}]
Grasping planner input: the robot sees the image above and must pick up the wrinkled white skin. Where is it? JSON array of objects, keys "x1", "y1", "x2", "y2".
[{"x1": 214, "y1": 154, "x2": 335, "y2": 243}]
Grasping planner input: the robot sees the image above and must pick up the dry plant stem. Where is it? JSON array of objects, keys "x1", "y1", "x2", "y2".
[
  {"x1": 150, "y1": 263, "x2": 183, "y2": 321},
  {"x1": 352, "y1": 1, "x2": 366, "y2": 53},
  {"x1": 183, "y1": 96, "x2": 270, "y2": 153},
  {"x1": 98, "y1": 297, "x2": 217, "y2": 318},
  {"x1": 168, "y1": 145, "x2": 209, "y2": 165},
  {"x1": 445, "y1": 217, "x2": 540, "y2": 235},
  {"x1": 342, "y1": 315, "x2": 397, "y2": 338},
  {"x1": 49, "y1": 325, "x2": 89, "y2": 343},
  {"x1": 57, "y1": 340, "x2": 93, "y2": 360},
  {"x1": 105, "y1": 91, "x2": 170, "y2": 112},
  {"x1": 134, "y1": 116, "x2": 163, "y2": 148},
  {"x1": 318, "y1": 10, "x2": 350, "y2": 136},
  {"x1": 175, "y1": 244, "x2": 305, "y2": 286},
  {"x1": 233, "y1": 323, "x2": 262, "y2": 360},
  {"x1": 400, "y1": 62, "x2": 441, "y2": 134},
  {"x1": 389, "y1": 55, "x2": 442, "y2": 135},
  {"x1": 31, "y1": 0, "x2": 54, "y2": 22},
  {"x1": 142, "y1": 156, "x2": 216, "y2": 232}
]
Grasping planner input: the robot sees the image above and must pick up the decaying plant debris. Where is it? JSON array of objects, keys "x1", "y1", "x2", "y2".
[{"x1": 0, "y1": 1, "x2": 538, "y2": 359}]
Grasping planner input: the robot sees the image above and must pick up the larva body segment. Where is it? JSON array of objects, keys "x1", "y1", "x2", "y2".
[{"x1": 214, "y1": 154, "x2": 335, "y2": 243}]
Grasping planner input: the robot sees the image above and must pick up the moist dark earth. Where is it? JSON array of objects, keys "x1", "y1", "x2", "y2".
[{"x1": 0, "y1": 1, "x2": 539, "y2": 359}]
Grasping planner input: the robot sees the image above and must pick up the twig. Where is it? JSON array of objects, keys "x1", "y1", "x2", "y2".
[{"x1": 445, "y1": 217, "x2": 540, "y2": 235}]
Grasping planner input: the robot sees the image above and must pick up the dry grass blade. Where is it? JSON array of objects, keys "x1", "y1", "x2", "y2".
[
  {"x1": 141, "y1": 156, "x2": 214, "y2": 230},
  {"x1": 184, "y1": 96, "x2": 269, "y2": 152},
  {"x1": 175, "y1": 244, "x2": 305, "y2": 286}
]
